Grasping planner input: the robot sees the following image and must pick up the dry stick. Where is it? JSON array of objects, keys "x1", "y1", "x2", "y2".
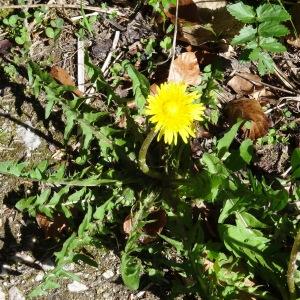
[
  {"x1": 265, "y1": 96, "x2": 300, "y2": 114},
  {"x1": 0, "y1": 4, "x2": 124, "y2": 16},
  {"x1": 77, "y1": 39, "x2": 85, "y2": 95},
  {"x1": 282, "y1": 166, "x2": 292, "y2": 178},
  {"x1": 170, "y1": 0, "x2": 179, "y2": 65},
  {"x1": 235, "y1": 73, "x2": 296, "y2": 95},
  {"x1": 104, "y1": 52, "x2": 123, "y2": 77},
  {"x1": 71, "y1": 12, "x2": 98, "y2": 21},
  {"x1": 101, "y1": 31, "x2": 120, "y2": 73},
  {"x1": 274, "y1": 64, "x2": 298, "y2": 91}
]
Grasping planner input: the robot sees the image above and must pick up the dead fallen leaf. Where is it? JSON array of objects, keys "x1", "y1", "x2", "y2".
[
  {"x1": 36, "y1": 213, "x2": 69, "y2": 239},
  {"x1": 168, "y1": 52, "x2": 201, "y2": 85},
  {"x1": 116, "y1": 114, "x2": 127, "y2": 128},
  {"x1": 227, "y1": 72, "x2": 263, "y2": 95},
  {"x1": 287, "y1": 4, "x2": 300, "y2": 48},
  {"x1": 225, "y1": 99, "x2": 270, "y2": 140},
  {"x1": 0, "y1": 39, "x2": 12, "y2": 55},
  {"x1": 123, "y1": 209, "x2": 167, "y2": 244},
  {"x1": 50, "y1": 66, "x2": 83, "y2": 97},
  {"x1": 251, "y1": 88, "x2": 274, "y2": 101},
  {"x1": 166, "y1": 0, "x2": 241, "y2": 46},
  {"x1": 123, "y1": 214, "x2": 132, "y2": 235},
  {"x1": 150, "y1": 83, "x2": 158, "y2": 95},
  {"x1": 287, "y1": 34, "x2": 300, "y2": 48}
]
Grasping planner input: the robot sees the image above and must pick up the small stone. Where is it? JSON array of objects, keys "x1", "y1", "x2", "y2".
[
  {"x1": 38, "y1": 258, "x2": 55, "y2": 271},
  {"x1": 8, "y1": 287, "x2": 25, "y2": 300},
  {"x1": 63, "y1": 263, "x2": 75, "y2": 271},
  {"x1": 136, "y1": 290, "x2": 146, "y2": 298},
  {"x1": 35, "y1": 272, "x2": 44, "y2": 282},
  {"x1": 14, "y1": 252, "x2": 34, "y2": 263},
  {"x1": 102, "y1": 269, "x2": 114, "y2": 279},
  {"x1": 67, "y1": 281, "x2": 88, "y2": 293},
  {"x1": 0, "y1": 287, "x2": 5, "y2": 300}
]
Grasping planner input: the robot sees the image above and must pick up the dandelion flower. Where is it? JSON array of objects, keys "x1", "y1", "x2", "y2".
[{"x1": 145, "y1": 82, "x2": 205, "y2": 145}]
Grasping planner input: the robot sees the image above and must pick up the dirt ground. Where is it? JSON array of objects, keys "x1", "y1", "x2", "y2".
[{"x1": 0, "y1": 1, "x2": 162, "y2": 299}]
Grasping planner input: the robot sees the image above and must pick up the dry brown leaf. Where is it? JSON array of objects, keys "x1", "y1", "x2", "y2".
[
  {"x1": 36, "y1": 213, "x2": 69, "y2": 239},
  {"x1": 166, "y1": 0, "x2": 241, "y2": 46},
  {"x1": 50, "y1": 66, "x2": 83, "y2": 97},
  {"x1": 225, "y1": 99, "x2": 270, "y2": 140},
  {"x1": 123, "y1": 209, "x2": 167, "y2": 244},
  {"x1": 227, "y1": 72, "x2": 263, "y2": 95},
  {"x1": 287, "y1": 35, "x2": 300, "y2": 48},
  {"x1": 168, "y1": 52, "x2": 201, "y2": 85},
  {"x1": 251, "y1": 88, "x2": 274, "y2": 101},
  {"x1": 150, "y1": 83, "x2": 158, "y2": 95}
]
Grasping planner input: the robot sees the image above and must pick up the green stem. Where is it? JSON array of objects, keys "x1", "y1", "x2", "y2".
[
  {"x1": 287, "y1": 227, "x2": 300, "y2": 299},
  {"x1": 138, "y1": 128, "x2": 162, "y2": 179}
]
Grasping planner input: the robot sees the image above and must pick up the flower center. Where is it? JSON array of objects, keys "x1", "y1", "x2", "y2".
[{"x1": 164, "y1": 102, "x2": 179, "y2": 117}]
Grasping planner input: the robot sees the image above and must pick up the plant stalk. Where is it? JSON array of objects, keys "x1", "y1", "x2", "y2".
[
  {"x1": 287, "y1": 227, "x2": 300, "y2": 299},
  {"x1": 138, "y1": 128, "x2": 162, "y2": 179}
]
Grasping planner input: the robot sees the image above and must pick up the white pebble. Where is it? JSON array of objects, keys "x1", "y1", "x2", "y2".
[
  {"x1": 67, "y1": 281, "x2": 88, "y2": 293},
  {"x1": 102, "y1": 269, "x2": 114, "y2": 279},
  {"x1": 8, "y1": 287, "x2": 25, "y2": 300},
  {"x1": 136, "y1": 290, "x2": 146, "y2": 298},
  {"x1": 35, "y1": 272, "x2": 44, "y2": 282},
  {"x1": 63, "y1": 263, "x2": 75, "y2": 271},
  {"x1": 38, "y1": 258, "x2": 55, "y2": 271}
]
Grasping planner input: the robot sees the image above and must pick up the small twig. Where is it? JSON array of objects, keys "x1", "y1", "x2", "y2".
[
  {"x1": 265, "y1": 103, "x2": 287, "y2": 114},
  {"x1": 282, "y1": 166, "x2": 292, "y2": 178},
  {"x1": 170, "y1": 0, "x2": 179, "y2": 65},
  {"x1": 70, "y1": 12, "x2": 98, "y2": 21},
  {"x1": 235, "y1": 73, "x2": 296, "y2": 95},
  {"x1": 101, "y1": 31, "x2": 120, "y2": 73},
  {"x1": 274, "y1": 64, "x2": 297, "y2": 91},
  {"x1": 265, "y1": 95, "x2": 300, "y2": 114},
  {"x1": 77, "y1": 39, "x2": 85, "y2": 95},
  {"x1": 104, "y1": 52, "x2": 123, "y2": 77},
  {"x1": 279, "y1": 96, "x2": 300, "y2": 103},
  {"x1": 0, "y1": 4, "x2": 125, "y2": 16}
]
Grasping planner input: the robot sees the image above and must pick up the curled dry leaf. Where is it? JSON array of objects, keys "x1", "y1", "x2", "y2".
[
  {"x1": 225, "y1": 99, "x2": 270, "y2": 140},
  {"x1": 50, "y1": 66, "x2": 83, "y2": 97},
  {"x1": 123, "y1": 209, "x2": 167, "y2": 244},
  {"x1": 168, "y1": 52, "x2": 201, "y2": 85},
  {"x1": 227, "y1": 72, "x2": 263, "y2": 95}
]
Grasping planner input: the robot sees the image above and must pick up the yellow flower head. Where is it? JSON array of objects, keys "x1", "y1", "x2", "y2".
[{"x1": 145, "y1": 82, "x2": 205, "y2": 145}]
